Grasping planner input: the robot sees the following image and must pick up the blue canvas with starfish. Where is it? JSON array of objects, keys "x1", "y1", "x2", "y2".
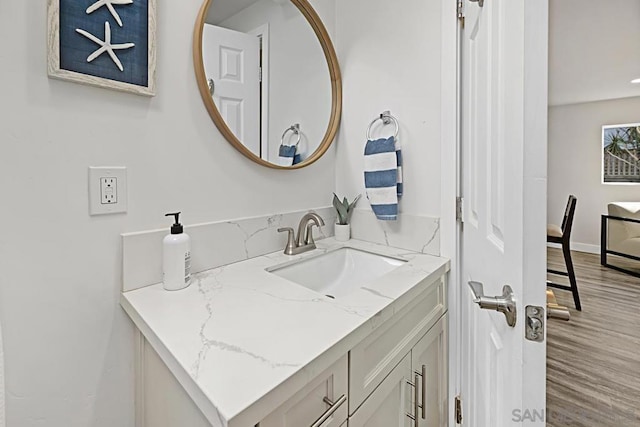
[{"x1": 59, "y1": 0, "x2": 149, "y2": 87}]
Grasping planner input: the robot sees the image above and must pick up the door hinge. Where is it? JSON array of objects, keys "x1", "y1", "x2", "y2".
[
  {"x1": 455, "y1": 395, "x2": 463, "y2": 424},
  {"x1": 456, "y1": 196, "x2": 464, "y2": 223},
  {"x1": 259, "y1": 66, "x2": 263, "y2": 83},
  {"x1": 457, "y1": 0, "x2": 465, "y2": 28}
]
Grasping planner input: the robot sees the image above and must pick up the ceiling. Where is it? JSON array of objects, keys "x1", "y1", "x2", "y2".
[
  {"x1": 549, "y1": 0, "x2": 640, "y2": 106},
  {"x1": 205, "y1": 0, "x2": 262, "y2": 25}
]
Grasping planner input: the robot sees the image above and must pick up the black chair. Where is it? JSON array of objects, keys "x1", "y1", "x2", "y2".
[{"x1": 547, "y1": 195, "x2": 581, "y2": 311}]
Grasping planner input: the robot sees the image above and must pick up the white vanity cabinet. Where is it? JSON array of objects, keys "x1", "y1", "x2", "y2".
[
  {"x1": 349, "y1": 277, "x2": 446, "y2": 413},
  {"x1": 411, "y1": 316, "x2": 448, "y2": 427},
  {"x1": 349, "y1": 315, "x2": 447, "y2": 427},
  {"x1": 259, "y1": 355, "x2": 348, "y2": 427},
  {"x1": 127, "y1": 257, "x2": 449, "y2": 427},
  {"x1": 260, "y1": 275, "x2": 448, "y2": 427},
  {"x1": 348, "y1": 273, "x2": 447, "y2": 427},
  {"x1": 140, "y1": 339, "x2": 212, "y2": 427},
  {"x1": 349, "y1": 352, "x2": 413, "y2": 426}
]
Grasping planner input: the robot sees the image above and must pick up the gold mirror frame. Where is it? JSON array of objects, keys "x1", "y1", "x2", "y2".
[{"x1": 193, "y1": 0, "x2": 342, "y2": 169}]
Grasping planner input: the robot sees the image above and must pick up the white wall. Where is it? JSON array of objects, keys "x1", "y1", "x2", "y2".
[
  {"x1": 548, "y1": 97, "x2": 640, "y2": 249},
  {"x1": 334, "y1": 0, "x2": 442, "y2": 218},
  {"x1": 549, "y1": 0, "x2": 640, "y2": 106},
  {"x1": 216, "y1": 0, "x2": 334, "y2": 163},
  {"x1": 0, "y1": 0, "x2": 335, "y2": 425},
  {"x1": 548, "y1": 2, "x2": 640, "y2": 250}
]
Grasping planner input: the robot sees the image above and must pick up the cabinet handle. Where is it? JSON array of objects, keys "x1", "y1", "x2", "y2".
[
  {"x1": 414, "y1": 372, "x2": 419, "y2": 427},
  {"x1": 310, "y1": 394, "x2": 346, "y2": 427},
  {"x1": 405, "y1": 373, "x2": 419, "y2": 427},
  {"x1": 412, "y1": 366, "x2": 427, "y2": 420},
  {"x1": 421, "y1": 364, "x2": 426, "y2": 420}
]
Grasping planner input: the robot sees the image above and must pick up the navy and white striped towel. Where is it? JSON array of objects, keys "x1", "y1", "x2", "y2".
[
  {"x1": 396, "y1": 138, "x2": 404, "y2": 197},
  {"x1": 278, "y1": 145, "x2": 301, "y2": 167},
  {"x1": 364, "y1": 136, "x2": 403, "y2": 221}
]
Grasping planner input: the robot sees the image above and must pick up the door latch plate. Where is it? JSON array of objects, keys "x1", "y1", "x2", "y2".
[{"x1": 525, "y1": 306, "x2": 545, "y2": 342}]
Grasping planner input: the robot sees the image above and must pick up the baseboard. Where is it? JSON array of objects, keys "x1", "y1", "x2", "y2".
[{"x1": 547, "y1": 242, "x2": 600, "y2": 255}]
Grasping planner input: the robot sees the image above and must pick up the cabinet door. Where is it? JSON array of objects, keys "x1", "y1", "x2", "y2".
[
  {"x1": 349, "y1": 353, "x2": 413, "y2": 427},
  {"x1": 411, "y1": 314, "x2": 448, "y2": 427},
  {"x1": 260, "y1": 355, "x2": 348, "y2": 427}
]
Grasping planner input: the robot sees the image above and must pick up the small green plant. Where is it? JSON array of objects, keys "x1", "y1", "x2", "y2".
[{"x1": 333, "y1": 193, "x2": 361, "y2": 225}]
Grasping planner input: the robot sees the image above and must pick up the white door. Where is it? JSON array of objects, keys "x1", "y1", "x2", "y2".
[
  {"x1": 202, "y1": 24, "x2": 261, "y2": 156},
  {"x1": 459, "y1": 0, "x2": 548, "y2": 425}
]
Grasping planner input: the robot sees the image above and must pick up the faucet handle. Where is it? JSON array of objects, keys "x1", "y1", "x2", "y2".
[
  {"x1": 278, "y1": 227, "x2": 296, "y2": 255},
  {"x1": 304, "y1": 223, "x2": 321, "y2": 245}
]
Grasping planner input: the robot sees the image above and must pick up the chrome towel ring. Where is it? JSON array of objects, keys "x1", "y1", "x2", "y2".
[
  {"x1": 281, "y1": 123, "x2": 301, "y2": 147},
  {"x1": 366, "y1": 110, "x2": 399, "y2": 140}
]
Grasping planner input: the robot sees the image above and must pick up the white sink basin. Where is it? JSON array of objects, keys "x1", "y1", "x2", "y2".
[{"x1": 268, "y1": 247, "x2": 406, "y2": 299}]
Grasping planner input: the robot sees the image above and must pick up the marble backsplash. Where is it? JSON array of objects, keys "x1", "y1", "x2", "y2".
[
  {"x1": 350, "y1": 210, "x2": 440, "y2": 256},
  {"x1": 122, "y1": 207, "x2": 336, "y2": 292},
  {"x1": 122, "y1": 207, "x2": 440, "y2": 292}
]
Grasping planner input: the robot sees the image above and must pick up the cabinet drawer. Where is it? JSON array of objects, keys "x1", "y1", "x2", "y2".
[
  {"x1": 349, "y1": 276, "x2": 446, "y2": 414},
  {"x1": 260, "y1": 354, "x2": 348, "y2": 427}
]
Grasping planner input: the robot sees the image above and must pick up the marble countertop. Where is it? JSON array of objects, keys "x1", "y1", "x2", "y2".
[{"x1": 121, "y1": 238, "x2": 450, "y2": 427}]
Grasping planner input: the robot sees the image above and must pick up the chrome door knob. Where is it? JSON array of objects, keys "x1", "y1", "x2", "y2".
[{"x1": 468, "y1": 281, "x2": 517, "y2": 327}]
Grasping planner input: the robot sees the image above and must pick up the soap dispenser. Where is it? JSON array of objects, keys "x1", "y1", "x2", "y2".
[{"x1": 163, "y1": 212, "x2": 191, "y2": 291}]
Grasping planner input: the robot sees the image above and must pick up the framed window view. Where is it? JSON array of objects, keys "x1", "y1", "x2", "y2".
[
  {"x1": 47, "y1": 0, "x2": 157, "y2": 96},
  {"x1": 602, "y1": 123, "x2": 640, "y2": 184}
]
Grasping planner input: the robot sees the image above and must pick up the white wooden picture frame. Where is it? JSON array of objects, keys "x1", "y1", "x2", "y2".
[{"x1": 47, "y1": 0, "x2": 157, "y2": 96}]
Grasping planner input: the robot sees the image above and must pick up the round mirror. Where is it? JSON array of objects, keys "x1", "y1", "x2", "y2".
[{"x1": 193, "y1": 0, "x2": 341, "y2": 169}]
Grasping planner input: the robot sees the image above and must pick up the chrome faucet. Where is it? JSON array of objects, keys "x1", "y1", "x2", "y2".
[{"x1": 278, "y1": 213, "x2": 325, "y2": 255}]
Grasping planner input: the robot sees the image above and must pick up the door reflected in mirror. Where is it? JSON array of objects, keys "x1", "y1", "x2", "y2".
[{"x1": 196, "y1": 0, "x2": 340, "y2": 168}]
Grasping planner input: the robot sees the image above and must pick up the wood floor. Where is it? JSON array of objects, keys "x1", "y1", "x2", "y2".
[{"x1": 547, "y1": 248, "x2": 640, "y2": 427}]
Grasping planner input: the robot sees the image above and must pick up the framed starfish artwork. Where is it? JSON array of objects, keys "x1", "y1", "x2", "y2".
[{"x1": 47, "y1": 0, "x2": 156, "y2": 96}]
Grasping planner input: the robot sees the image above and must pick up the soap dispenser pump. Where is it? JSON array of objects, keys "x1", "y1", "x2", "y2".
[{"x1": 163, "y1": 212, "x2": 191, "y2": 291}]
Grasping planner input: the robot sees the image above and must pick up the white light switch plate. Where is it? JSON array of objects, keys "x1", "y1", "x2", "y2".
[{"x1": 89, "y1": 167, "x2": 128, "y2": 215}]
